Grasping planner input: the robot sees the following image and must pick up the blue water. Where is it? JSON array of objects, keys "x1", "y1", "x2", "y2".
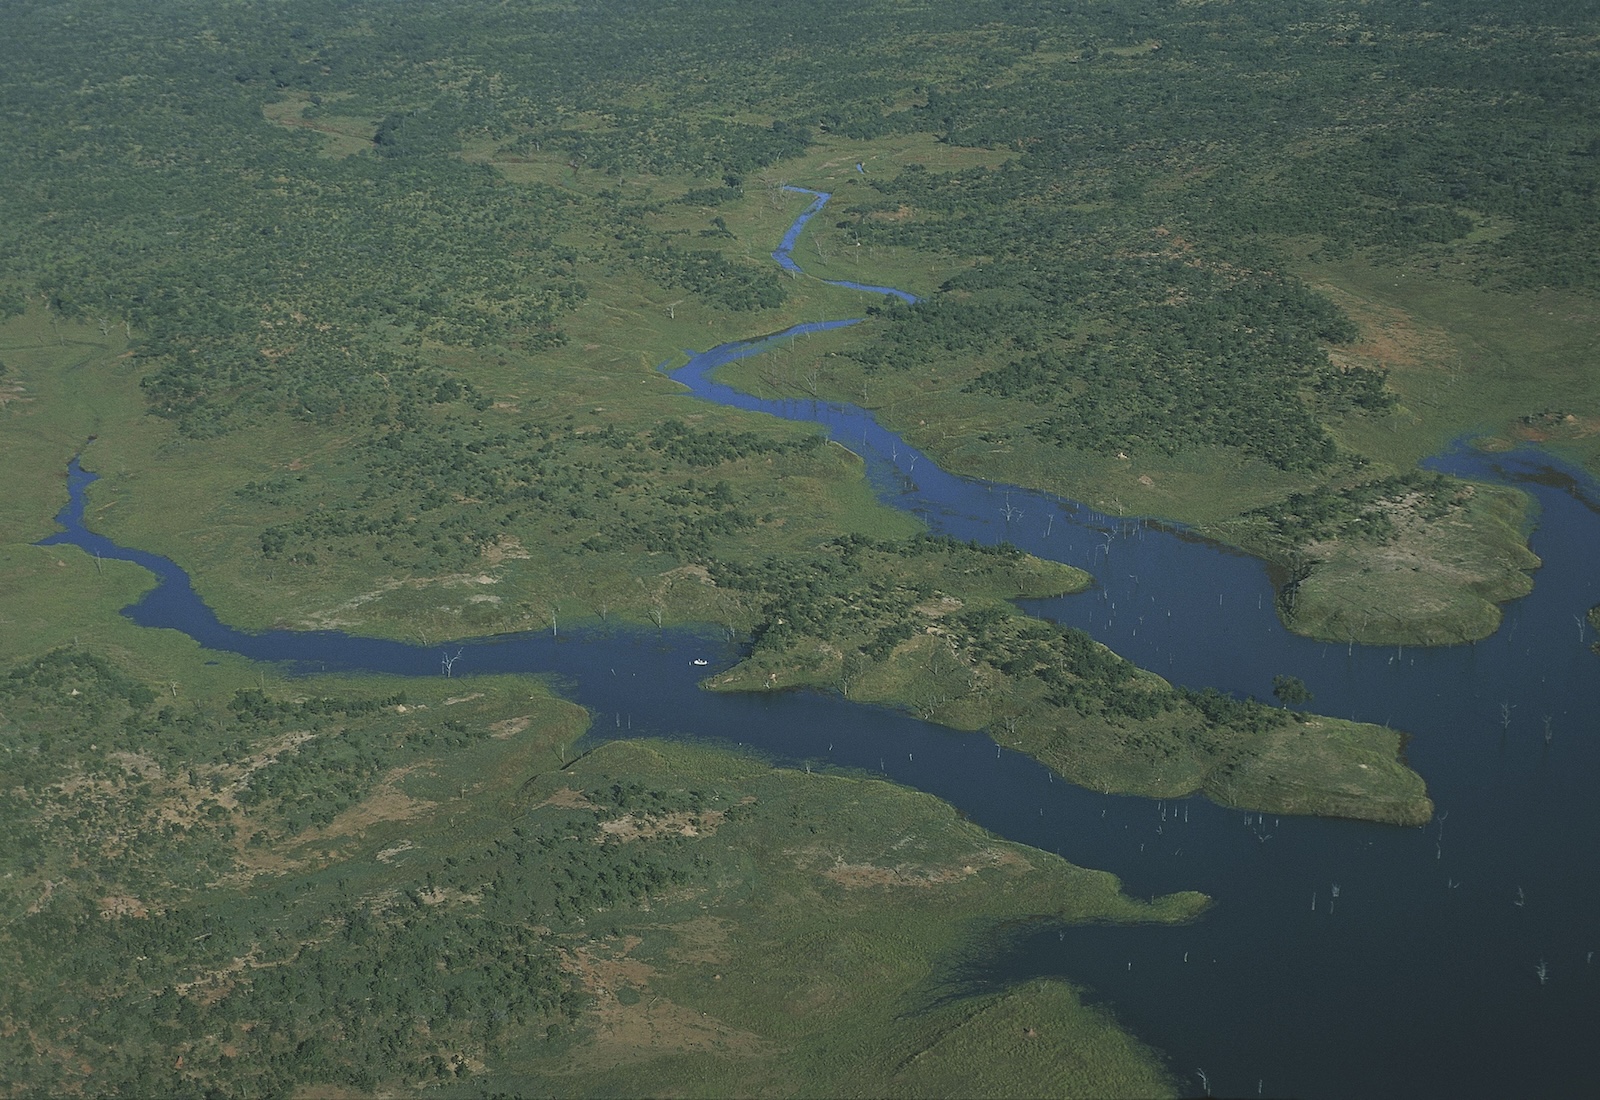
[
  {"x1": 37, "y1": 188, "x2": 1600, "y2": 1099},
  {"x1": 771, "y1": 186, "x2": 919, "y2": 302}
]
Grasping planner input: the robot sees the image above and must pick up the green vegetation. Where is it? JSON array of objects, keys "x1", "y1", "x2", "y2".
[
  {"x1": 0, "y1": 645, "x2": 1198, "y2": 1097},
  {"x1": 6, "y1": 0, "x2": 1589, "y2": 650},
  {"x1": 709, "y1": 552, "x2": 1431, "y2": 825},
  {"x1": 10, "y1": 0, "x2": 1593, "y2": 1089},
  {"x1": 1259, "y1": 479, "x2": 1538, "y2": 646},
  {"x1": 1219, "y1": 471, "x2": 1541, "y2": 645},
  {"x1": 1272, "y1": 676, "x2": 1314, "y2": 707},
  {"x1": 702, "y1": 1, "x2": 1597, "y2": 643},
  {"x1": 0, "y1": 0, "x2": 1443, "y2": 854}
]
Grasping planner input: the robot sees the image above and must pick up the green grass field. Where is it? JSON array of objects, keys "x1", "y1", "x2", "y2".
[
  {"x1": 0, "y1": 644, "x2": 1199, "y2": 1097},
  {"x1": 0, "y1": 143, "x2": 1436, "y2": 830},
  {"x1": 706, "y1": 154, "x2": 1576, "y2": 648},
  {"x1": 11, "y1": 3, "x2": 1597, "y2": 1095}
]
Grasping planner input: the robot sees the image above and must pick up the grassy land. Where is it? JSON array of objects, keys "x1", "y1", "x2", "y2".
[
  {"x1": 1301, "y1": 257, "x2": 1600, "y2": 479},
  {"x1": 16, "y1": 141, "x2": 936, "y2": 648},
  {"x1": 709, "y1": 155, "x2": 1572, "y2": 648},
  {"x1": 1269, "y1": 481, "x2": 1538, "y2": 647},
  {"x1": 711, "y1": 599, "x2": 1432, "y2": 827},
  {"x1": 7, "y1": 5, "x2": 1596, "y2": 1095},
  {"x1": 0, "y1": 645, "x2": 1199, "y2": 1098},
  {"x1": 698, "y1": 536, "x2": 1430, "y2": 826},
  {"x1": 494, "y1": 738, "x2": 1201, "y2": 1098},
  {"x1": 1, "y1": 297, "x2": 921, "y2": 646},
  {"x1": 1, "y1": 157, "x2": 1435, "y2": 829}
]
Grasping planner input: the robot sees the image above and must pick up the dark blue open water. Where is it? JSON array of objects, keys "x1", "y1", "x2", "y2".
[{"x1": 36, "y1": 190, "x2": 1600, "y2": 1099}]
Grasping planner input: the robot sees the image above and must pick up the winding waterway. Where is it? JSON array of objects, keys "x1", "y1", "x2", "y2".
[{"x1": 39, "y1": 188, "x2": 1600, "y2": 1099}]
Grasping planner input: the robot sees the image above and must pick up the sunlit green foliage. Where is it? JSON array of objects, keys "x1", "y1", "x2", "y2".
[
  {"x1": 1246, "y1": 471, "x2": 1470, "y2": 549},
  {"x1": 9, "y1": 0, "x2": 1564, "y2": 1092},
  {"x1": 0, "y1": 651, "x2": 1194, "y2": 1097}
]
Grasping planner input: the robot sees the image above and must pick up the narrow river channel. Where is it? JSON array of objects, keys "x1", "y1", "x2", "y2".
[{"x1": 40, "y1": 188, "x2": 1600, "y2": 1099}]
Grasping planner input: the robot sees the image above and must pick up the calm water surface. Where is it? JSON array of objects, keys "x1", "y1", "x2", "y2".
[{"x1": 38, "y1": 190, "x2": 1600, "y2": 1099}]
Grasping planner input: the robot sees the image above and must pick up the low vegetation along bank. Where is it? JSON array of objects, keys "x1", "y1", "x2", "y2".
[
  {"x1": 705, "y1": 538, "x2": 1431, "y2": 826},
  {"x1": 0, "y1": 651, "x2": 1201, "y2": 1096},
  {"x1": 1230, "y1": 471, "x2": 1540, "y2": 647},
  {"x1": 9, "y1": 1, "x2": 1590, "y2": 1093},
  {"x1": 4, "y1": 302, "x2": 1431, "y2": 828}
]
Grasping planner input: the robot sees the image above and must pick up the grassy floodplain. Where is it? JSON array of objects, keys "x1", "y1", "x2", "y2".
[
  {"x1": 4, "y1": 301, "x2": 1431, "y2": 828},
  {"x1": 0, "y1": 130, "x2": 1431, "y2": 831},
  {"x1": 4, "y1": 0, "x2": 1596, "y2": 1093},
  {"x1": 714, "y1": 176, "x2": 1572, "y2": 648},
  {"x1": 698, "y1": 9, "x2": 1599, "y2": 648},
  {"x1": 0, "y1": 641, "x2": 1202, "y2": 1097}
]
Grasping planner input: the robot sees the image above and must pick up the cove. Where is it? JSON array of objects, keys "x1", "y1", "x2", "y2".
[{"x1": 39, "y1": 187, "x2": 1600, "y2": 1099}]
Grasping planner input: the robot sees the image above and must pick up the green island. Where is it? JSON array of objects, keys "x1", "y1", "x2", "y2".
[
  {"x1": 2, "y1": 0, "x2": 1595, "y2": 1094},
  {"x1": 703, "y1": 536, "x2": 1428, "y2": 824}
]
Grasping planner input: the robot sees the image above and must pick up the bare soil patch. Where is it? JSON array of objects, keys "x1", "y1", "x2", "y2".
[
  {"x1": 598, "y1": 809, "x2": 726, "y2": 843},
  {"x1": 662, "y1": 915, "x2": 734, "y2": 966},
  {"x1": 1311, "y1": 280, "x2": 1458, "y2": 376},
  {"x1": 807, "y1": 845, "x2": 1032, "y2": 889},
  {"x1": 913, "y1": 595, "x2": 963, "y2": 618},
  {"x1": 559, "y1": 937, "x2": 769, "y2": 1066},
  {"x1": 314, "y1": 765, "x2": 436, "y2": 841},
  {"x1": 1513, "y1": 410, "x2": 1600, "y2": 444},
  {"x1": 98, "y1": 894, "x2": 150, "y2": 920},
  {"x1": 479, "y1": 534, "x2": 530, "y2": 564},
  {"x1": 490, "y1": 715, "x2": 530, "y2": 739},
  {"x1": 658, "y1": 563, "x2": 716, "y2": 586},
  {"x1": 536, "y1": 786, "x2": 599, "y2": 811}
]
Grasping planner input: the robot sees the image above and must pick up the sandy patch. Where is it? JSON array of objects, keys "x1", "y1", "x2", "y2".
[
  {"x1": 439, "y1": 573, "x2": 499, "y2": 587},
  {"x1": 25, "y1": 879, "x2": 64, "y2": 916},
  {"x1": 479, "y1": 534, "x2": 530, "y2": 564},
  {"x1": 536, "y1": 786, "x2": 599, "y2": 811},
  {"x1": 560, "y1": 937, "x2": 770, "y2": 1065},
  {"x1": 490, "y1": 715, "x2": 530, "y2": 740},
  {"x1": 913, "y1": 595, "x2": 964, "y2": 618},
  {"x1": 109, "y1": 751, "x2": 163, "y2": 780},
  {"x1": 416, "y1": 886, "x2": 482, "y2": 907},
  {"x1": 98, "y1": 894, "x2": 150, "y2": 919},
  {"x1": 598, "y1": 809, "x2": 725, "y2": 843},
  {"x1": 810, "y1": 845, "x2": 1032, "y2": 889},
  {"x1": 659, "y1": 563, "x2": 716, "y2": 586},
  {"x1": 296, "y1": 578, "x2": 406, "y2": 629},
  {"x1": 314, "y1": 765, "x2": 436, "y2": 840}
]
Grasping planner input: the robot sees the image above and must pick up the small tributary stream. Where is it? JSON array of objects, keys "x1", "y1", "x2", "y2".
[{"x1": 40, "y1": 188, "x2": 1600, "y2": 1098}]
